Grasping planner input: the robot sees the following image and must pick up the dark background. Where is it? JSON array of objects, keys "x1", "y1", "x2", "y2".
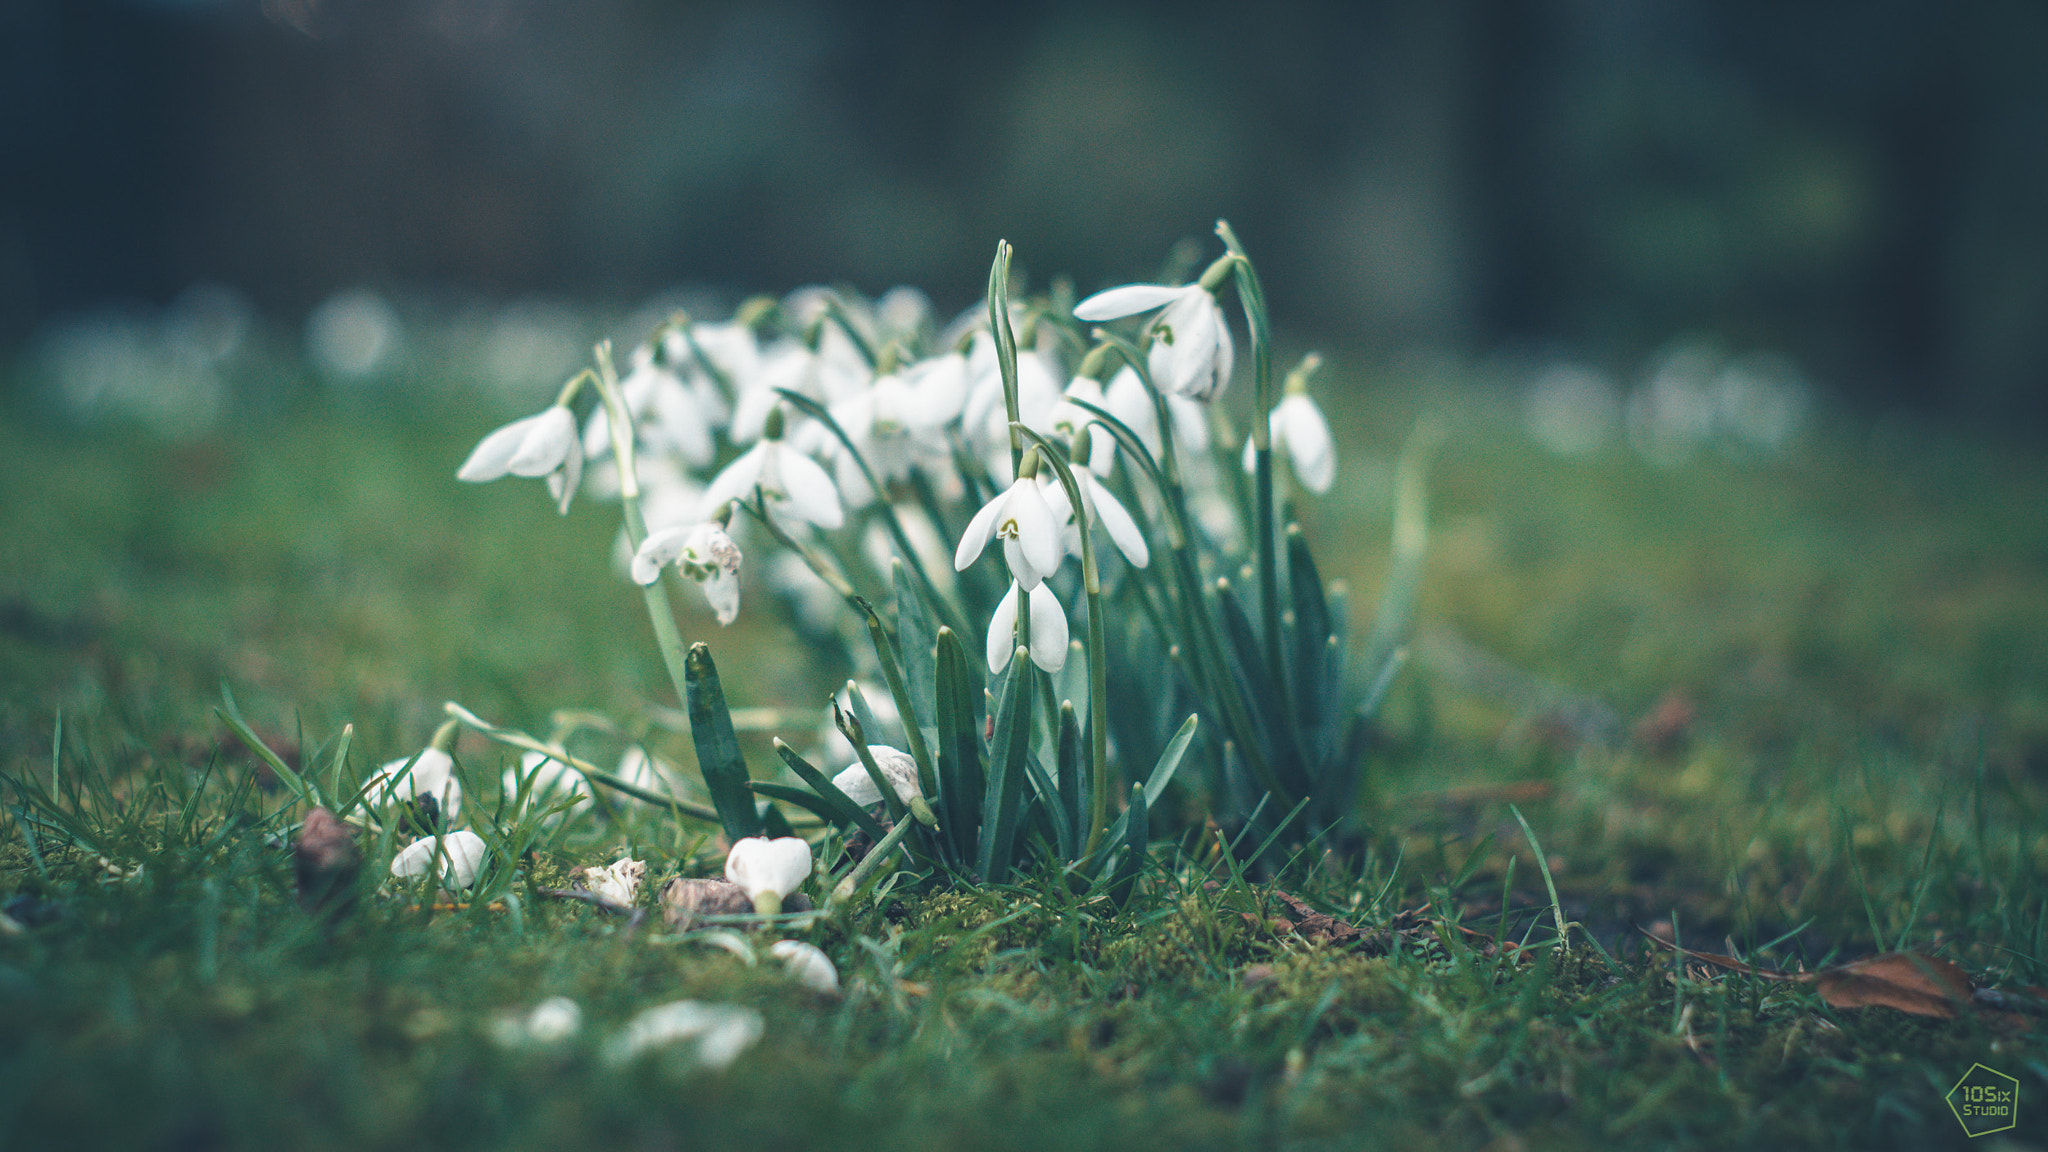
[{"x1": 4, "y1": 0, "x2": 2044, "y2": 422}]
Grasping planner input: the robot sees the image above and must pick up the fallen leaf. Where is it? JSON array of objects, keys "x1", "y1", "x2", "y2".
[{"x1": 1812, "y1": 952, "x2": 1972, "y2": 1018}]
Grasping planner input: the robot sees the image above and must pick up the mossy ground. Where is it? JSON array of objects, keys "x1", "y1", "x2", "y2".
[{"x1": 2, "y1": 374, "x2": 2043, "y2": 1150}]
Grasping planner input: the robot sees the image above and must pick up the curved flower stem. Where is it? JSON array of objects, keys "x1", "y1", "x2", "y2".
[
  {"x1": 1012, "y1": 425, "x2": 1112, "y2": 857},
  {"x1": 590, "y1": 342, "x2": 697, "y2": 718}
]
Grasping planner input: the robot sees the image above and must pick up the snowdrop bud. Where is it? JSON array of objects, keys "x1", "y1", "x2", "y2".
[
  {"x1": 723, "y1": 836, "x2": 813, "y2": 915},
  {"x1": 768, "y1": 939, "x2": 840, "y2": 994},
  {"x1": 390, "y1": 830, "x2": 489, "y2": 890}
]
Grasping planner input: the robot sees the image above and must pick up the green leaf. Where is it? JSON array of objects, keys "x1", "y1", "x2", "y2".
[
  {"x1": 893, "y1": 561, "x2": 940, "y2": 739},
  {"x1": 1108, "y1": 782, "x2": 1147, "y2": 909},
  {"x1": 1143, "y1": 714, "x2": 1199, "y2": 808},
  {"x1": 933, "y1": 627, "x2": 985, "y2": 862},
  {"x1": 1054, "y1": 702, "x2": 1082, "y2": 856},
  {"x1": 684, "y1": 643, "x2": 761, "y2": 841},
  {"x1": 978, "y1": 647, "x2": 1034, "y2": 883},
  {"x1": 771, "y1": 740, "x2": 887, "y2": 842}
]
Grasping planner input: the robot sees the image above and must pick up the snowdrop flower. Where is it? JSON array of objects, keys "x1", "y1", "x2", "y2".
[
  {"x1": 987, "y1": 579, "x2": 1068, "y2": 674},
  {"x1": 632, "y1": 521, "x2": 743, "y2": 624},
  {"x1": 605, "y1": 1001, "x2": 763, "y2": 1069},
  {"x1": 829, "y1": 745, "x2": 923, "y2": 808},
  {"x1": 504, "y1": 749, "x2": 592, "y2": 820},
  {"x1": 1245, "y1": 366, "x2": 1337, "y2": 494},
  {"x1": 491, "y1": 996, "x2": 583, "y2": 1048},
  {"x1": 701, "y1": 407, "x2": 844, "y2": 531},
  {"x1": 365, "y1": 735, "x2": 462, "y2": 822},
  {"x1": 768, "y1": 940, "x2": 840, "y2": 995},
  {"x1": 809, "y1": 369, "x2": 950, "y2": 507},
  {"x1": 581, "y1": 857, "x2": 646, "y2": 907},
  {"x1": 724, "y1": 836, "x2": 813, "y2": 915},
  {"x1": 457, "y1": 403, "x2": 584, "y2": 514},
  {"x1": 953, "y1": 456, "x2": 1062, "y2": 589},
  {"x1": 390, "y1": 830, "x2": 489, "y2": 890},
  {"x1": 1074, "y1": 282, "x2": 1234, "y2": 401}
]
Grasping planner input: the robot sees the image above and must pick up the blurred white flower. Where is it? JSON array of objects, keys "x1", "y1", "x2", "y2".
[
  {"x1": 632, "y1": 522, "x2": 743, "y2": 624},
  {"x1": 365, "y1": 747, "x2": 462, "y2": 822},
  {"x1": 954, "y1": 471, "x2": 1062, "y2": 590},
  {"x1": 1523, "y1": 363, "x2": 1622, "y2": 457},
  {"x1": 768, "y1": 940, "x2": 840, "y2": 994},
  {"x1": 491, "y1": 996, "x2": 583, "y2": 1047},
  {"x1": 829, "y1": 745, "x2": 923, "y2": 807},
  {"x1": 605, "y1": 1001, "x2": 763, "y2": 1069},
  {"x1": 1074, "y1": 283, "x2": 1234, "y2": 401},
  {"x1": 1244, "y1": 391, "x2": 1337, "y2": 494},
  {"x1": 724, "y1": 836, "x2": 813, "y2": 914},
  {"x1": 987, "y1": 580, "x2": 1068, "y2": 674},
  {"x1": 1039, "y1": 468, "x2": 1149, "y2": 569},
  {"x1": 457, "y1": 405, "x2": 584, "y2": 515},
  {"x1": 702, "y1": 434, "x2": 844, "y2": 531},
  {"x1": 390, "y1": 830, "x2": 489, "y2": 889}
]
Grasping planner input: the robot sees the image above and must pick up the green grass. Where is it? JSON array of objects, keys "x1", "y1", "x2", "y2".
[{"x1": 3, "y1": 379, "x2": 2044, "y2": 1150}]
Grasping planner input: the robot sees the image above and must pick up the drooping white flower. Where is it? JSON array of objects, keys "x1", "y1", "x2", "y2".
[
  {"x1": 701, "y1": 432, "x2": 844, "y2": 531},
  {"x1": 389, "y1": 830, "x2": 489, "y2": 889},
  {"x1": 1074, "y1": 283, "x2": 1234, "y2": 401},
  {"x1": 457, "y1": 404, "x2": 584, "y2": 514},
  {"x1": 504, "y1": 749, "x2": 591, "y2": 821},
  {"x1": 987, "y1": 580, "x2": 1068, "y2": 674},
  {"x1": 1039, "y1": 466, "x2": 1150, "y2": 569},
  {"x1": 631, "y1": 521, "x2": 743, "y2": 624},
  {"x1": 605, "y1": 1000, "x2": 763, "y2": 1068},
  {"x1": 365, "y1": 746, "x2": 462, "y2": 821},
  {"x1": 1244, "y1": 391, "x2": 1337, "y2": 494},
  {"x1": 768, "y1": 939, "x2": 840, "y2": 994},
  {"x1": 723, "y1": 836, "x2": 813, "y2": 914},
  {"x1": 829, "y1": 745, "x2": 923, "y2": 807},
  {"x1": 953, "y1": 468, "x2": 1062, "y2": 590}
]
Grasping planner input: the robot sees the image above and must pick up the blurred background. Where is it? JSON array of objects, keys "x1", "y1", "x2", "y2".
[{"x1": 3, "y1": 0, "x2": 2045, "y2": 429}]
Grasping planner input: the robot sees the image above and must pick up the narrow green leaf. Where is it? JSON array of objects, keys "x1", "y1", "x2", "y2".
[
  {"x1": 1108, "y1": 782, "x2": 1148, "y2": 909},
  {"x1": 684, "y1": 643, "x2": 761, "y2": 841},
  {"x1": 1143, "y1": 714, "x2": 1199, "y2": 808},
  {"x1": 214, "y1": 701, "x2": 316, "y2": 810},
  {"x1": 772, "y1": 739, "x2": 888, "y2": 842},
  {"x1": 1054, "y1": 702, "x2": 1082, "y2": 856},
  {"x1": 933, "y1": 627, "x2": 985, "y2": 861},
  {"x1": 978, "y1": 647, "x2": 1034, "y2": 882},
  {"x1": 748, "y1": 781, "x2": 853, "y2": 830},
  {"x1": 893, "y1": 561, "x2": 940, "y2": 738}
]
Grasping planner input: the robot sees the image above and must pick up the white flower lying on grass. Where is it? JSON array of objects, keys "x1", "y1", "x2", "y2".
[
  {"x1": 456, "y1": 404, "x2": 583, "y2": 514},
  {"x1": 389, "y1": 830, "x2": 489, "y2": 889},
  {"x1": 581, "y1": 857, "x2": 646, "y2": 907},
  {"x1": 724, "y1": 836, "x2": 813, "y2": 915},
  {"x1": 768, "y1": 940, "x2": 839, "y2": 995},
  {"x1": 490, "y1": 996, "x2": 583, "y2": 1048},
  {"x1": 604, "y1": 1001, "x2": 763, "y2": 1069},
  {"x1": 631, "y1": 521, "x2": 743, "y2": 624},
  {"x1": 1074, "y1": 282, "x2": 1234, "y2": 401},
  {"x1": 365, "y1": 744, "x2": 462, "y2": 822}
]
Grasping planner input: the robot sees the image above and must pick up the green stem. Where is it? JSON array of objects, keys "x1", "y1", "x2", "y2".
[{"x1": 830, "y1": 815, "x2": 917, "y2": 904}]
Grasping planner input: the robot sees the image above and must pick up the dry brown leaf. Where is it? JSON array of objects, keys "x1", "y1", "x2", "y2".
[{"x1": 1812, "y1": 952, "x2": 1972, "y2": 1018}]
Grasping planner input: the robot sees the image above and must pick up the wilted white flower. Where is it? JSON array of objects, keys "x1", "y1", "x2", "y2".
[
  {"x1": 631, "y1": 521, "x2": 743, "y2": 624},
  {"x1": 582, "y1": 857, "x2": 646, "y2": 907},
  {"x1": 1245, "y1": 391, "x2": 1337, "y2": 494},
  {"x1": 365, "y1": 746, "x2": 462, "y2": 821},
  {"x1": 724, "y1": 836, "x2": 813, "y2": 914},
  {"x1": 829, "y1": 745, "x2": 922, "y2": 807},
  {"x1": 390, "y1": 830, "x2": 490, "y2": 889},
  {"x1": 987, "y1": 579, "x2": 1068, "y2": 674},
  {"x1": 491, "y1": 996, "x2": 583, "y2": 1047},
  {"x1": 954, "y1": 468, "x2": 1062, "y2": 590},
  {"x1": 1074, "y1": 283, "x2": 1234, "y2": 401},
  {"x1": 768, "y1": 939, "x2": 840, "y2": 994},
  {"x1": 605, "y1": 1000, "x2": 764, "y2": 1068},
  {"x1": 457, "y1": 404, "x2": 584, "y2": 514},
  {"x1": 504, "y1": 749, "x2": 592, "y2": 820}
]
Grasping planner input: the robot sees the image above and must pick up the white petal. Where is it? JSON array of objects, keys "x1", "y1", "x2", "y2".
[
  {"x1": 829, "y1": 763, "x2": 883, "y2": 806},
  {"x1": 702, "y1": 568, "x2": 741, "y2": 625},
  {"x1": 389, "y1": 830, "x2": 489, "y2": 889},
  {"x1": 701, "y1": 443, "x2": 768, "y2": 512},
  {"x1": 987, "y1": 582, "x2": 1021, "y2": 674},
  {"x1": 631, "y1": 526, "x2": 693, "y2": 585},
  {"x1": 456, "y1": 414, "x2": 541, "y2": 482},
  {"x1": 953, "y1": 492, "x2": 1007, "y2": 571},
  {"x1": 1086, "y1": 478, "x2": 1150, "y2": 568},
  {"x1": 507, "y1": 407, "x2": 578, "y2": 477},
  {"x1": 1073, "y1": 283, "x2": 1185, "y2": 322},
  {"x1": 769, "y1": 939, "x2": 840, "y2": 994},
  {"x1": 1279, "y1": 394, "x2": 1337, "y2": 493},
  {"x1": 546, "y1": 437, "x2": 582, "y2": 516},
  {"x1": 1026, "y1": 582, "x2": 1068, "y2": 673},
  {"x1": 775, "y1": 448, "x2": 846, "y2": 530},
  {"x1": 1006, "y1": 480, "x2": 1061, "y2": 585}
]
